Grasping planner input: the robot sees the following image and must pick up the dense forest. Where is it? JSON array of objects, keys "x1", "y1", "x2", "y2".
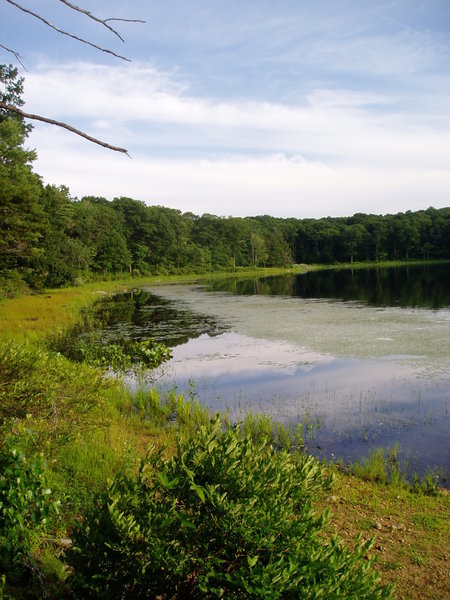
[{"x1": 1, "y1": 64, "x2": 450, "y2": 295}]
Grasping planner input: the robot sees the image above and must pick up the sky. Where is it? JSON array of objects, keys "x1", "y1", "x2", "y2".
[{"x1": 1, "y1": 0, "x2": 450, "y2": 218}]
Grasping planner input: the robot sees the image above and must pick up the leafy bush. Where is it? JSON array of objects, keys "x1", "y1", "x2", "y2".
[
  {"x1": 68, "y1": 419, "x2": 393, "y2": 598},
  {"x1": 0, "y1": 429, "x2": 57, "y2": 590},
  {"x1": 0, "y1": 271, "x2": 30, "y2": 299},
  {"x1": 0, "y1": 340, "x2": 110, "y2": 440}
]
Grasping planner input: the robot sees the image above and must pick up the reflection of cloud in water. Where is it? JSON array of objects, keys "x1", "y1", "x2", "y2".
[
  {"x1": 161, "y1": 331, "x2": 331, "y2": 379},
  {"x1": 155, "y1": 330, "x2": 444, "y2": 420}
]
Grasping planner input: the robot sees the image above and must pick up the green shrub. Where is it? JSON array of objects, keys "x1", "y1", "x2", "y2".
[
  {"x1": 68, "y1": 418, "x2": 393, "y2": 598},
  {"x1": 0, "y1": 271, "x2": 30, "y2": 299},
  {"x1": 0, "y1": 429, "x2": 58, "y2": 590},
  {"x1": 0, "y1": 340, "x2": 111, "y2": 443}
]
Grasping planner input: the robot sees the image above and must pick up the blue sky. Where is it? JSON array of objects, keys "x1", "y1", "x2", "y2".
[{"x1": 1, "y1": 0, "x2": 449, "y2": 217}]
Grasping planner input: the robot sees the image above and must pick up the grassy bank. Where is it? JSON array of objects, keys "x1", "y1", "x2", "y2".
[
  {"x1": 316, "y1": 258, "x2": 450, "y2": 271},
  {"x1": 0, "y1": 266, "x2": 448, "y2": 598}
]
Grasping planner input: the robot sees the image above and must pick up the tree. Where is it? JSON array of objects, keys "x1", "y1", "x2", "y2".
[
  {"x1": 112, "y1": 197, "x2": 158, "y2": 273},
  {"x1": 1, "y1": 1, "x2": 144, "y2": 153},
  {"x1": 250, "y1": 230, "x2": 268, "y2": 266},
  {"x1": 0, "y1": 65, "x2": 44, "y2": 273},
  {"x1": 73, "y1": 197, "x2": 131, "y2": 276},
  {"x1": 265, "y1": 228, "x2": 292, "y2": 266},
  {"x1": 33, "y1": 184, "x2": 74, "y2": 287},
  {"x1": 342, "y1": 223, "x2": 365, "y2": 263}
]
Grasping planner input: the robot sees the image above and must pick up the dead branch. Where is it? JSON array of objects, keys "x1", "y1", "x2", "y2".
[
  {"x1": 58, "y1": 0, "x2": 145, "y2": 43},
  {"x1": 0, "y1": 43, "x2": 27, "y2": 70},
  {"x1": 0, "y1": 100, "x2": 130, "y2": 155},
  {"x1": 5, "y1": 0, "x2": 131, "y2": 61}
]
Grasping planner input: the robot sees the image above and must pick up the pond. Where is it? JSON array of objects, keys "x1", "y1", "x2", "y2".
[{"x1": 102, "y1": 263, "x2": 450, "y2": 484}]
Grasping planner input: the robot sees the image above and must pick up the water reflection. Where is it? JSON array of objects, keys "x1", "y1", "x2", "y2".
[
  {"x1": 206, "y1": 263, "x2": 450, "y2": 309},
  {"x1": 92, "y1": 289, "x2": 228, "y2": 347}
]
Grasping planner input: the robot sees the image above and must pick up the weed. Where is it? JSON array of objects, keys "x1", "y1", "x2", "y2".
[
  {"x1": 412, "y1": 471, "x2": 440, "y2": 496},
  {"x1": 411, "y1": 554, "x2": 425, "y2": 567},
  {"x1": 350, "y1": 444, "x2": 408, "y2": 488}
]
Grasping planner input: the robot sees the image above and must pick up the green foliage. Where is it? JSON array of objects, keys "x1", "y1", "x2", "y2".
[
  {"x1": 115, "y1": 387, "x2": 211, "y2": 435},
  {"x1": 0, "y1": 340, "x2": 110, "y2": 438},
  {"x1": 411, "y1": 471, "x2": 440, "y2": 496},
  {"x1": 0, "y1": 64, "x2": 31, "y2": 135},
  {"x1": 0, "y1": 270, "x2": 29, "y2": 299},
  {"x1": 239, "y1": 411, "x2": 303, "y2": 451},
  {"x1": 67, "y1": 418, "x2": 393, "y2": 598},
  {"x1": 0, "y1": 428, "x2": 57, "y2": 587},
  {"x1": 48, "y1": 424, "x2": 138, "y2": 521},
  {"x1": 0, "y1": 65, "x2": 45, "y2": 279},
  {"x1": 0, "y1": 117, "x2": 44, "y2": 273},
  {"x1": 50, "y1": 329, "x2": 172, "y2": 372}
]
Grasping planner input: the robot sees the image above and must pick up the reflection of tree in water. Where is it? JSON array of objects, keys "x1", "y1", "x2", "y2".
[
  {"x1": 206, "y1": 264, "x2": 450, "y2": 309},
  {"x1": 92, "y1": 290, "x2": 229, "y2": 347}
]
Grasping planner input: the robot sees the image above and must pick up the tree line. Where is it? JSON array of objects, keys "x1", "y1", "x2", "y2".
[
  {"x1": 4, "y1": 184, "x2": 449, "y2": 291},
  {"x1": 1, "y1": 65, "x2": 449, "y2": 293}
]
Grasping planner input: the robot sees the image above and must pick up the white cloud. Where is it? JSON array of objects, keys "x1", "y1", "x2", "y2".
[
  {"x1": 24, "y1": 61, "x2": 450, "y2": 217},
  {"x1": 29, "y1": 125, "x2": 450, "y2": 218}
]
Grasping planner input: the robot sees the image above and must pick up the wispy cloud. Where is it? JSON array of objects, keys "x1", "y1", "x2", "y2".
[{"x1": 25, "y1": 62, "x2": 450, "y2": 168}]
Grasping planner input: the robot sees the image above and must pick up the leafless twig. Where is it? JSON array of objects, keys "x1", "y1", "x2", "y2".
[
  {"x1": 58, "y1": 0, "x2": 145, "y2": 43},
  {"x1": 0, "y1": 43, "x2": 27, "y2": 70},
  {"x1": 0, "y1": 100, "x2": 130, "y2": 155},
  {"x1": 5, "y1": 0, "x2": 132, "y2": 61}
]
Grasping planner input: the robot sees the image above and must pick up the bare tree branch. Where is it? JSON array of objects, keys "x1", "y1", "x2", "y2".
[
  {"x1": 104, "y1": 18, "x2": 147, "y2": 24},
  {"x1": 5, "y1": 0, "x2": 131, "y2": 61},
  {"x1": 2, "y1": 1, "x2": 145, "y2": 153},
  {"x1": 0, "y1": 43, "x2": 27, "y2": 70},
  {"x1": 0, "y1": 101, "x2": 130, "y2": 155},
  {"x1": 58, "y1": 0, "x2": 145, "y2": 43}
]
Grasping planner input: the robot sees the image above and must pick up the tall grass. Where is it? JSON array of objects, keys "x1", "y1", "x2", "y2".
[
  {"x1": 350, "y1": 445, "x2": 405, "y2": 486},
  {"x1": 347, "y1": 444, "x2": 441, "y2": 493}
]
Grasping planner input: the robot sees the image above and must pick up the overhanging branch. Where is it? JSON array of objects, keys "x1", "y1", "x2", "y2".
[
  {"x1": 0, "y1": 101, "x2": 130, "y2": 155},
  {"x1": 5, "y1": 0, "x2": 132, "y2": 61},
  {"x1": 58, "y1": 0, "x2": 145, "y2": 43},
  {"x1": 0, "y1": 43, "x2": 27, "y2": 70}
]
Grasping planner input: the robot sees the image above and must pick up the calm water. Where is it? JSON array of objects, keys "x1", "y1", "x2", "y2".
[
  {"x1": 102, "y1": 264, "x2": 450, "y2": 484},
  {"x1": 205, "y1": 263, "x2": 450, "y2": 309}
]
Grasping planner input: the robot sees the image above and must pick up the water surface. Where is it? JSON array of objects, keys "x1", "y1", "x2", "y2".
[{"x1": 101, "y1": 264, "x2": 450, "y2": 483}]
